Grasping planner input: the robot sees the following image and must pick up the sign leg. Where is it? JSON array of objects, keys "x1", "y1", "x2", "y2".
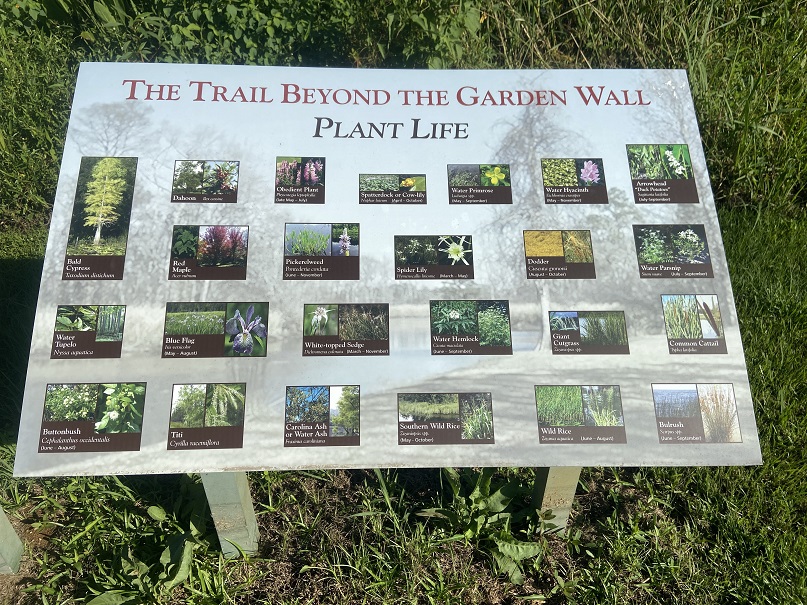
[
  {"x1": 200, "y1": 472, "x2": 259, "y2": 558},
  {"x1": 532, "y1": 467, "x2": 582, "y2": 534},
  {"x1": 0, "y1": 507, "x2": 23, "y2": 574}
]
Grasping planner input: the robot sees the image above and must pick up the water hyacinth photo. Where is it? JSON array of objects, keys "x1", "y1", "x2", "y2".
[{"x1": 541, "y1": 158, "x2": 606, "y2": 187}]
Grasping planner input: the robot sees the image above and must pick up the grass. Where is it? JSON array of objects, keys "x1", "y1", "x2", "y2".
[
  {"x1": 662, "y1": 295, "x2": 702, "y2": 339},
  {"x1": 578, "y1": 312, "x2": 628, "y2": 346},
  {"x1": 1, "y1": 1, "x2": 806, "y2": 603},
  {"x1": 164, "y1": 311, "x2": 225, "y2": 335},
  {"x1": 535, "y1": 385, "x2": 584, "y2": 427}
]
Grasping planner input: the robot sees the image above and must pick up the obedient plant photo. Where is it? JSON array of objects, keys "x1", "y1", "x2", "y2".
[
  {"x1": 224, "y1": 303, "x2": 268, "y2": 356},
  {"x1": 276, "y1": 156, "x2": 325, "y2": 187},
  {"x1": 164, "y1": 302, "x2": 226, "y2": 335},
  {"x1": 172, "y1": 160, "x2": 239, "y2": 195},
  {"x1": 65, "y1": 156, "x2": 138, "y2": 256},
  {"x1": 627, "y1": 144, "x2": 693, "y2": 180}
]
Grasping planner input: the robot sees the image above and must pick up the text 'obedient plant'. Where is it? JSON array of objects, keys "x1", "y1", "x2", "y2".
[{"x1": 225, "y1": 305, "x2": 267, "y2": 355}]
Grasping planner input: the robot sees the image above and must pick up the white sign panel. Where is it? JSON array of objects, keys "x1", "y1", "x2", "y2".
[{"x1": 15, "y1": 63, "x2": 761, "y2": 476}]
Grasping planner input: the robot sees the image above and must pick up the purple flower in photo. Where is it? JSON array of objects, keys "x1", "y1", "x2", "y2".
[
  {"x1": 579, "y1": 160, "x2": 600, "y2": 184},
  {"x1": 225, "y1": 305, "x2": 267, "y2": 355}
]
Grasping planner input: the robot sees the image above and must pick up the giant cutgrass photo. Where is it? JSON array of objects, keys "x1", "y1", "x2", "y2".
[
  {"x1": 284, "y1": 385, "x2": 360, "y2": 447},
  {"x1": 652, "y1": 383, "x2": 742, "y2": 444},
  {"x1": 171, "y1": 160, "x2": 239, "y2": 203},
  {"x1": 168, "y1": 383, "x2": 246, "y2": 450},
  {"x1": 39, "y1": 382, "x2": 146, "y2": 452},
  {"x1": 51, "y1": 304, "x2": 126, "y2": 358},
  {"x1": 302, "y1": 304, "x2": 390, "y2": 356},
  {"x1": 62, "y1": 156, "x2": 138, "y2": 280},
  {"x1": 162, "y1": 302, "x2": 267, "y2": 357},
  {"x1": 549, "y1": 310, "x2": 630, "y2": 354},
  {"x1": 429, "y1": 300, "x2": 512, "y2": 355},
  {"x1": 661, "y1": 294, "x2": 726, "y2": 353},
  {"x1": 534, "y1": 385, "x2": 626, "y2": 444},
  {"x1": 169, "y1": 224, "x2": 249, "y2": 279},
  {"x1": 397, "y1": 392, "x2": 494, "y2": 445}
]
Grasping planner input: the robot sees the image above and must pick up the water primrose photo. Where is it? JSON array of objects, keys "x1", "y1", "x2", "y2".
[
  {"x1": 479, "y1": 164, "x2": 511, "y2": 186},
  {"x1": 627, "y1": 144, "x2": 693, "y2": 180}
]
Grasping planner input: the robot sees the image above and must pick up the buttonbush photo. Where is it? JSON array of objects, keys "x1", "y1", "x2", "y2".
[{"x1": 43, "y1": 383, "x2": 99, "y2": 423}]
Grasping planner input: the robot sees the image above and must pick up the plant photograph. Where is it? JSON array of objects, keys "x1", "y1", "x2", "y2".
[
  {"x1": 549, "y1": 311, "x2": 579, "y2": 332},
  {"x1": 696, "y1": 294, "x2": 723, "y2": 338},
  {"x1": 480, "y1": 164, "x2": 510, "y2": 186},
  {"x1": 541, "y1": 158, "x2": 577, "y2": 186},
  {"x1": 697, "y1": 384, "x2": 741, "y2": 443},
  {"x1": 575, "y1": 159, "x2": 604, "y2": 186},
  {"x1": 562, "y1": 230, "x2": 594, "y2": 263},
  {"x1": 95, "y1": 305, "x2": 126, "y2": 342},
  {"x1": 285, "y1": 223, "x2": 331, "y2": 256},
  {"x1": 196, "y1": 225, "x2": 248, "y2": 267},
  {"x1": 93, "y1": 383, "x2": 146, "y2": 434},
  {"x1": 398, "y1": 174, "x2": 426, "y2": 191},
  {"x1": 395, "y1": 236, "x2": 439, "y2": 266},
  {"x1": 437, "y1": 235, "x2": 473, "y2": 266},
  {"x1": 430, "y1": 300, "x2": 478, "y2": 335},
  {"x1": 338, "y1": 304, "x2": 389, "y2": 341},
  {"x1": 359, "y1": 174, "x2": 426, "y2": 191},
  {"x1": 285, "y1": 386, "x2": 329, "y2": 424},
  {"x1": 627, "y1": 144, "x2": 693, "y2": 180},
  {"x1": 581, "y1": 385, "x2": 623, "y2": 426},
  {"x1": 459, "y1": 392, "x2": 493, "y2": 440},
  {"x1": 524, "y1": 230, "x2": 564, "y2": 257},
  {"x1": 329, "y1": 386, "x2": 360, "y2": 437},
  {"x1": 578, "y1": 311, "x2": 628, "y2": 346},
  {"x1": 276, "y1": 156, "x2": 325, "y2": 187},
  {"x1": 170, "y1": 383, "x2": 245, "y2": 429},
  {"x1": 172, "y1": 160, "x2": 239, "y2": 195},
  {"x1": 224, "y1": 303, "x2": 267, "y2": 356},
  {"x1": 43, "y1": 383, "x2": 99, "y2": 422},
  {"x1": 535, "y1": 385, "x2": 584, "y2": 426},
  {"x1": 170, "y1": 225, "x2": 200, "y2": 258},
  {"x1": 447, "y1": 164, "x2": 481, "y2": 187},
  {"x1": 331, "y1": 223, "x2": 359, "y2": 257},
  {"x1": 634, "y1": 224, "x2": 710, "y2": 264},
  {"x1": 398, "y1": 392, "x2": 460, "y2": 422},
  {"x1": 477, "y1": 300, "x2": 512, "y2": 347},
  {"x1": 65, "y1": 156, "x2": 138, "y2": 256},
  {"x1": 303, "y1": 304, "x2": 338, "y2": 336},
  {"x1": 164, "y1": 303, "x2": 226, "y2": 335},
  {"x1": 54, "y1": 305, "x2": 97, "y2": 332},
  {"x1": 652, "y1": 384, "x2": 701, "y2": 418},
  {"x1": 662, "y1": 295, "x2": 724, "y2": 339}
]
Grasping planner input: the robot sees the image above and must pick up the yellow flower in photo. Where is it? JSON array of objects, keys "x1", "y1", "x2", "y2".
[{"x1": 484, "y1": 166, "x2": 506, "y2": 185}]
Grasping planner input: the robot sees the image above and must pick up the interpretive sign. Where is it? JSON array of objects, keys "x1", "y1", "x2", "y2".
[{"x1": 15, "y1": 63, "x2": 761, "y2": 476}]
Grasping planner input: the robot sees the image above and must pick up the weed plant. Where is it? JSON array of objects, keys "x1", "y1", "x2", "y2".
[
  {"x1": 581, "y1": 386, "x2": 623, "y2": 427},
  {"x1": 359, "y1": 174, "x2": 399, "y2": 191},
  {"x1": 338, "y1": 304, "x2": 389, "y2": 341},
  {"x1": 459, "y1": 393, "x2": 494, "y2": 439},
  {"x1": 662, "y1": 295, "x2": 702, "y2": 339},
  {"x1": 697, "y1": 384, "x2": 740, "y2": 442},
  {"x1": 164, "y1": 311, "x2": 225, "y2": 335},
  {"x1": 549, "y1": 311, "x2": 579, "y2": 331},
  {"x1": 535, "y1": 385, "x2": 584, "y2": 426},
  {"x1": 562, "y1": 230, "x2": 594, "y2": 263},
  {"x1": 447, "y1": 164, "x2": 481, "y2": 187},
  {"x1": 55, "y1": 305, "x2": 97, "y2": 331},
  {"x1": 578, "y1": 312, "x2": 628, "y2": 346},
  {"x1": 285, "y1": 227, "x2": 330, "y2": 256},
  {"x1": 697, "y1": 295, "x2": 723, "y2": 338},
  {"x1": 431, "y1": 300, "x2": 478, "y2": 335}
]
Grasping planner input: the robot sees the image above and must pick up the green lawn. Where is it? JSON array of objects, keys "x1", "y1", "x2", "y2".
[{"x1": 1, "y1": 1, "x2": 805, "y2": 603}]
